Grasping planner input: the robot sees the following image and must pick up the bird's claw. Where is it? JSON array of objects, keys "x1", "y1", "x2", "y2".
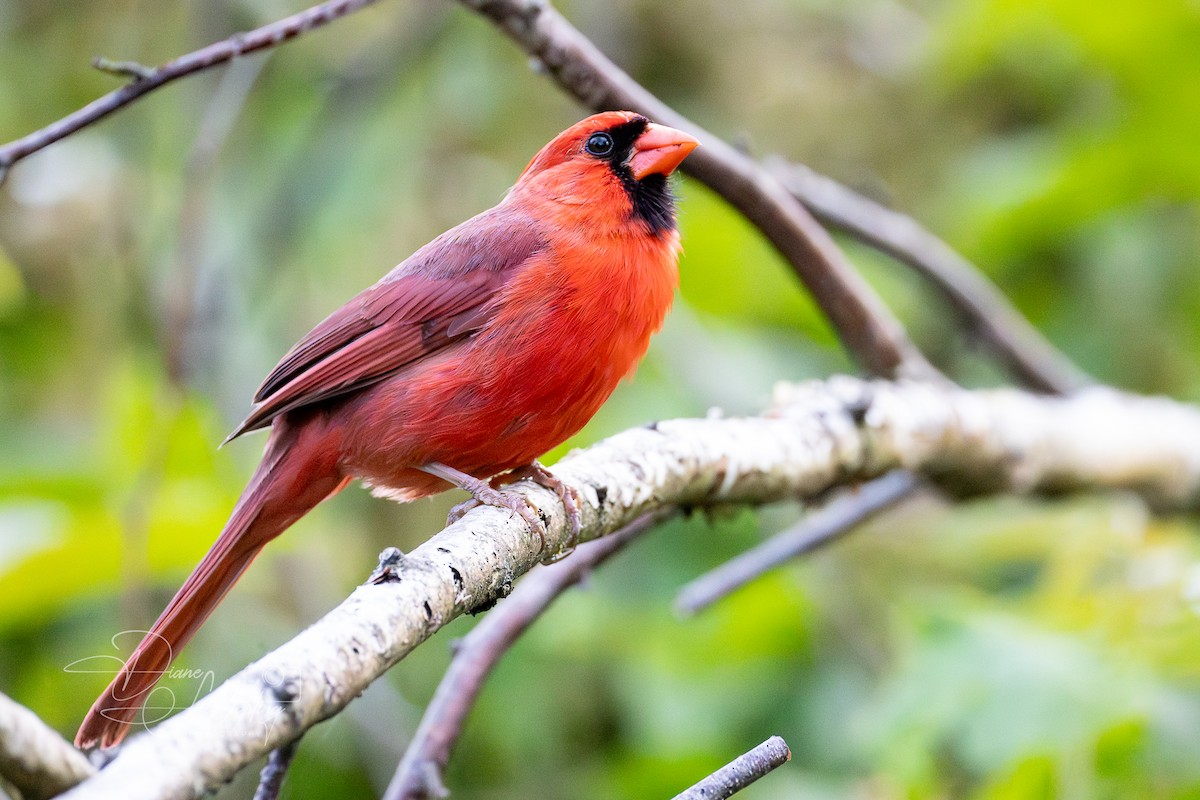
[
  {"x1": 425, "y1": 461, "x2": 581, "y2": 557},
  {"x1": 509, "y1": 462, "x2": 584, "y2": 562},
  {"x1": 445, "y1": 497, "x2": 480, "y2": 526},
  {"x1": 446, "y1": 484, "x2": 546, "y2": 551}
]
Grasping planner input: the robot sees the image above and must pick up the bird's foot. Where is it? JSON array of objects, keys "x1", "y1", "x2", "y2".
[
  {"x1": 508, "y1": 461, "x2": 583, "y2": 561},
  {"x1": 421, "y1": 462, "x2": 546, "y2": 551}
]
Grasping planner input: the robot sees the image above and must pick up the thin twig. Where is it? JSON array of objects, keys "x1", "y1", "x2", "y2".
[
  {"x1": 385, "y1": 510, "x2": 675, "y2": 800},
  {"x1": 769, "y1": 158, "x2": 1091, "y2": 394},
  {"x1": 252, "y1": 739, "x2": 300, "y2": 800},
  {"x1": 675, "y1": 470, "x2": 920, "y2": 615},
  {"x1": 0, "y1": 692, "x2": 96, "y2": 800},
  {"x1": 460, "y1": 0, "x2": 938, "y2": 381},
  {"x1": 671, "y1": 736, "x2": 791, "y2": 800},
  {"x1": 0, "y1": 0, "x2": 382, "y2": 184}
]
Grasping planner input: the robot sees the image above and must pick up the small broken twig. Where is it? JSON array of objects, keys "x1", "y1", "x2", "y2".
[
  {"x1": 91, "y1": 58, "x2": 156, "y2": 81},
  {"x1": 671, "y1": 736, "x2": 791, "y2": 800}
]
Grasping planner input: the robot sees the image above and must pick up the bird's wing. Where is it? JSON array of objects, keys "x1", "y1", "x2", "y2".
[{"x1": 225, "y1": 213, "x2": 545, "y2": 441}]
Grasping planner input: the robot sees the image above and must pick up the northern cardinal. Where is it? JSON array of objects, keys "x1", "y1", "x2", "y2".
[{"x1": 75, "y1": 112, "x2": 698, "y2": 749}]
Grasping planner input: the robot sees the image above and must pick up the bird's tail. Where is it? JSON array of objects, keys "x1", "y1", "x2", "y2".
[{"x1": 75, "y1": 420, "x2": 347, "y2": 749}]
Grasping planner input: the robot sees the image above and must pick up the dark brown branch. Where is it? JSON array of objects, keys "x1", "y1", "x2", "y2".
[
  {"x1": 0, "y1": 0, "x2": 381, "y2": 185},
  {"x1": 384, "y1": 510, "x2": 673, "y2": 800},
  {"x1": 675, "y1": 470, "x2": 920, "y2": 616},
  {"x1": 769, "y1": 158, "x2": 1091, "y2": 394},
  {"x1": 671, "y1": 736, "x2": 791, "y2": 800},
  {"x1": 460, "y1": 0, "x2": 937, "y2": 381},
  {"x1": 252, "y1": 739, "x2": 300, "y2": 800}
]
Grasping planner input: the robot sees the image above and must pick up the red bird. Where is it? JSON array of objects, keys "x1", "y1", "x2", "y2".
[{"x1": 75, "y1": 112, "x2": 698, "y2": 749}]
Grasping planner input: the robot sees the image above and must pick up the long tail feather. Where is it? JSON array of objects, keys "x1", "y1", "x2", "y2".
[{"x1": 75, "y1": 421, "x2": 346, "y2": 749}]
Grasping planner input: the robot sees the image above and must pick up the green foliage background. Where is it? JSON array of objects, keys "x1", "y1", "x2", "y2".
[{"x1": 2, "y1": 0, "x2": 1200, "y2": 797}]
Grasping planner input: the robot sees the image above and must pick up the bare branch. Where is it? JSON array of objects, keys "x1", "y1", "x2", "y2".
[
  {"x1": 252, "y1": 739, "x2": 300, "y2": 800},
  {"x1": 0, "y1": 0, "x2": 381, "y2": 183},
  {"x1": 671, "y1": 736, "x2": 791, "y2": 800},
  {"x1": 0, "y1": 0, "x2": 1079, "y2": 397},
  {"x1": 675, "y1": 470, "x2": 921, "y2": 616},
  {"x1": 0, "y1": 692, "x2": 95, "y2": 800},
  {"x1": 769, "y1": 158, "x2": 1092, "y2": 394},
  {"x1": 385, "y1": 510, "x2": 673, "y2": 800},
  {"x1": 464, "y1": 0, "x2": 1084, "y2": 393},
  {"x1": 459, "y1": 0, "x2": 937, "y2": 381},
  {"x1": 55, "y1": 378, "x2": 1200, "y2": 799},
  {"x1": 2, "y1": 0, "x2": 939, "y2": 381}
]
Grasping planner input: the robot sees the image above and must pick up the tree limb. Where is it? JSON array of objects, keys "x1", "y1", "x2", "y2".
[
  {"x1": 53, "y1": 377, "x2": 1200, "y2": 799},
  {"x1": 0, "y1": 692, "x2": 95, "y2": 800},
  {"x1": 1, "y1": 0, "x2": 1068, "y2": 393},
  {"x1": 0, "y1": 0, "x2": 381, "y2": 185},
  {"x1": 0, "y1": 0, "x2": 1081, "y2": 393},
  {"x1": 458, "y1": 0, "x2": 936, "y2": 381},
  {"x1": 769, "y1": 158, "x2": 1091, "y2": 394},
  {"x1": 675, "y1": 470, "x2": 921, "y2": 616},
  {"x1": 465, "y1": 0, "x2": 1086, "y2": 393},
  {"x1": 385, "y1": 510, "x2": 673, "y2": 800},
  {"x1": 671, "y1": 736, "x2": 791, "y2": 800}
]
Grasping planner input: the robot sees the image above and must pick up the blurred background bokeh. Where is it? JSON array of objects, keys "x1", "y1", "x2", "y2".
[{"x1": 3, "y1": 0, "x2": 1200, "y2": 797}]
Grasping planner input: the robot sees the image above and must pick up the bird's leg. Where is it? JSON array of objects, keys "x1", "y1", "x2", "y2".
[
  {"x1": 420, "y1": 462, "x2": 546, "y2": 551},
  {"x1": 507, "y1": 461, "x2": 583, "y2": 552}
]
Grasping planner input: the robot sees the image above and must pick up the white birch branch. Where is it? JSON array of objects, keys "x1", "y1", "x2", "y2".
[
  {"x1": 0, "y1": 692, "x2": 95, "y2": 800},
  {"x1": 58, "y1": 377, "x2": 1200, "y2": 799}
]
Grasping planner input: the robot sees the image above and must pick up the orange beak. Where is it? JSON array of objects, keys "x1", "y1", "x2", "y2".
[{"x1": 628, "y1": 123, "x2": 700, "y2": 180}]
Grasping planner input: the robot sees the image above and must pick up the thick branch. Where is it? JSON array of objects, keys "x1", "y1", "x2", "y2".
[
  {"x1": 671, "y1": 736, "x2": 791, "y2": 800},
  {"x1": 385, "y1": 510, "x2": 672, "y2": 800},
  {"x1": 460, "y1": 0, "x2": 935, "y2": 380},
  {"x1": 0, "y1": 692, "x2": 95, "y2": 800},
  {"x1": 770, "y1": 158, "x2": 1091, "y2": 394},
  {"x1": 56, "y1": 378, "x2": 1200, "y2": 799},
  {"x1": 675, "y1": 470, "x2": 920, "y2": 615},
  {"x1": 0, "y1": 0, "x2": 380, "y2": 184}
]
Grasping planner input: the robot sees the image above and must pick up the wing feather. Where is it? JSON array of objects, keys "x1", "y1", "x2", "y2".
[{"x1": 225, "y1": 210, "x2": 544, "y2": 441}]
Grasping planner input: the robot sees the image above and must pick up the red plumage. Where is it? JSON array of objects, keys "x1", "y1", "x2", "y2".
[{"x1": 75, "y1": 111, "x2": 698, "y2": 749}]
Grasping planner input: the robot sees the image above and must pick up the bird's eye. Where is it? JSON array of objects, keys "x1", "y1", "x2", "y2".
[{"x1": 584, "y1": 132, "x2": 615, "y2": 157}]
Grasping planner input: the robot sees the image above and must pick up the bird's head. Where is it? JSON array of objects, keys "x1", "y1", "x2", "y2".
[{"x1": 512, "y1": 111, "x2": 700, "y2": 235}]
